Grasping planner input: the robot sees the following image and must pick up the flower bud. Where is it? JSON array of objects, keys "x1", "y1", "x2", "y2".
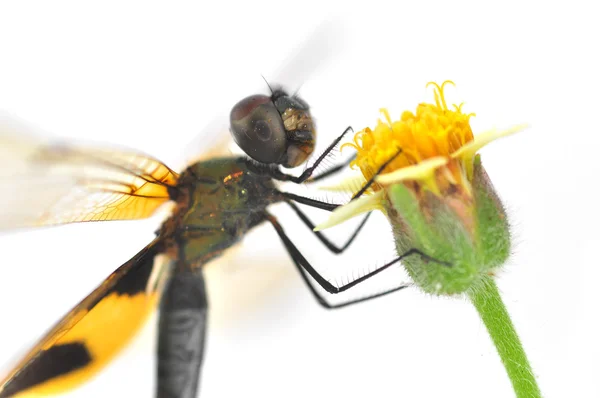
[
  {"x1": 316, "y1": 81, "x2": 526, "y2": 295},
  {"x1": 385, "y1": 155, "x2": 511, "y2": 295}
]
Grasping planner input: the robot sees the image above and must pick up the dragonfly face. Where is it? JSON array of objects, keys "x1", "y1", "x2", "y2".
[{"x1": 230, "y1": 88, "x2": 315, "y2": 168}]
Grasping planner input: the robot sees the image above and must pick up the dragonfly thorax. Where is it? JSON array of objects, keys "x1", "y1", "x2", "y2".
[{"x1": 161, "y1": 157, "x2": 279, "y2": 267}]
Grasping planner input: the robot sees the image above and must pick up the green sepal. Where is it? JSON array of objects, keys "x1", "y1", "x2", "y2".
[{"x1": 386, "y1": 154, "x2": 511, "y2": 295}]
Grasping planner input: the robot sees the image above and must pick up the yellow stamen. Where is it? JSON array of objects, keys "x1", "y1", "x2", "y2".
[
  {"x1": 426, "y1": 80, "x2": 455, "y2": 110},
  {"x1": 381, "y1": 108, "x2": 393, "y2": 126}
]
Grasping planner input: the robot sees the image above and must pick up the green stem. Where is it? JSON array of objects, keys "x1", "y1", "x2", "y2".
[{"x1": 467, "y1": 275, "x2": 542, "y2": 398}]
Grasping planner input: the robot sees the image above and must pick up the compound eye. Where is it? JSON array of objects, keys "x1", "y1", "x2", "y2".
[{"x1": 230, "y1": 95, "x2": 287, "y2": 164}]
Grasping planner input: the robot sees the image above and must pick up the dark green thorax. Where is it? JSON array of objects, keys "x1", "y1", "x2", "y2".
[{"x1": 161, "y1": 157, "x2": 280, "y2": 268}]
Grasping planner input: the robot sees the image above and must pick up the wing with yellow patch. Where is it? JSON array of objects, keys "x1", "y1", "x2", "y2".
[
  {"x1": 0, "y1": 112, "x2": 178, "y2": 230},
  {"x1": 0, "y1": 238, "x2": 173, "y2": 398}
]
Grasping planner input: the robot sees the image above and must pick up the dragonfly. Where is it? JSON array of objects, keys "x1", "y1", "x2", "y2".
[
  {"x1": 0, "y1": 26, "x2": 443, "y2": 398},
  {"x1": 0, "y1": 84, "x2": 437, "y2": 398}
]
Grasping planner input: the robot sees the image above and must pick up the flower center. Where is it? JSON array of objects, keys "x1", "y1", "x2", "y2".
[{"x1": 343, "y1": 81, "x2": 475, "y2": 190}]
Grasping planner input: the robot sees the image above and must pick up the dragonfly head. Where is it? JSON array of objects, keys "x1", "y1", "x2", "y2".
[{"x1": 230, "y1": 88, "x2": 316, "y2": 168}]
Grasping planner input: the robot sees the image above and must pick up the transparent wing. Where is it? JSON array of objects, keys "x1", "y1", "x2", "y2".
[
  {"x1": 268, "y1": 19, "x2": 348, "y2": 93},
  {"x1": 180, "y1": 18, "x2": 349, "y2": 168},
  {"x1": 0, "y1": 112, "x2": 178, "y2": 230}
]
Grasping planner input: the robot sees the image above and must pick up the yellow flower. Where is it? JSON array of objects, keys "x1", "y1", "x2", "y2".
[
  {"x1": 317, "y1": 81, "x2": 528, "y2": 295},
  {"x1": 346, "y1": 81, "x2": 473, "y2": 191},
  {"x1": 318, "y1": 81, "x2": 526, "y2": 232}
]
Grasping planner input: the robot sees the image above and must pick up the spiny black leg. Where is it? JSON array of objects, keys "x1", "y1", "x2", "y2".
[
  {"x1": 281, "y1": 192, "x2": 339, "y2": 211},
  {"x1": 268, "y1": 126, "x2": 354, "y2": 184},
  {"x1": 303, "y1": 153, "x2": 356, "y2": 183},
  {"x1": 284, "y1": 235, "x2": 410, "y2": 309},
  {"x1": 265, "y1": 213, "x2": 450, "y2": 309},
  {"x1": 285, "y1": 200, "x2": 371, "y2": 254},
  {"x1": 319, "y1": 283, "x2": 411, "y2": 310},
  {"x1": 351, "y1": 147, "x2": 403, "y2": 200}
]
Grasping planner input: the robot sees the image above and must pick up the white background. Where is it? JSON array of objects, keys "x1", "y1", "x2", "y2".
[{"x1": 0, "y1": 1, "x2": 598, "y2": 397}]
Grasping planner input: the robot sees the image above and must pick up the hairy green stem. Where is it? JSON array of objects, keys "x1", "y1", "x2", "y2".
[{"x1": 468, "y1": 275, "x2": 542, "y2": 398}]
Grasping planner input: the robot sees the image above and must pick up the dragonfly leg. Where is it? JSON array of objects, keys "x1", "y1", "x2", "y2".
[
  {"x1": 285, "y1": 200, "x2": 371, "y2": 254},
  {"x1": 280, "y1": 191, "x2": 339, "y2": 211},
  {"x1": 277, "y1": 146, "x2": 404, "y2": 212},
  {"x1": 265, "y1": 126, "x2": 355, "y2": 184},
  {"x1": 350, "y1": 147, "x2": 403, "y2": 200},
  {"x1": 303, "y1": 153, "x2": 356, "y2": 183},
  {"x1": 265, "y1": 213, "x2": 450, "y2": 309}
]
